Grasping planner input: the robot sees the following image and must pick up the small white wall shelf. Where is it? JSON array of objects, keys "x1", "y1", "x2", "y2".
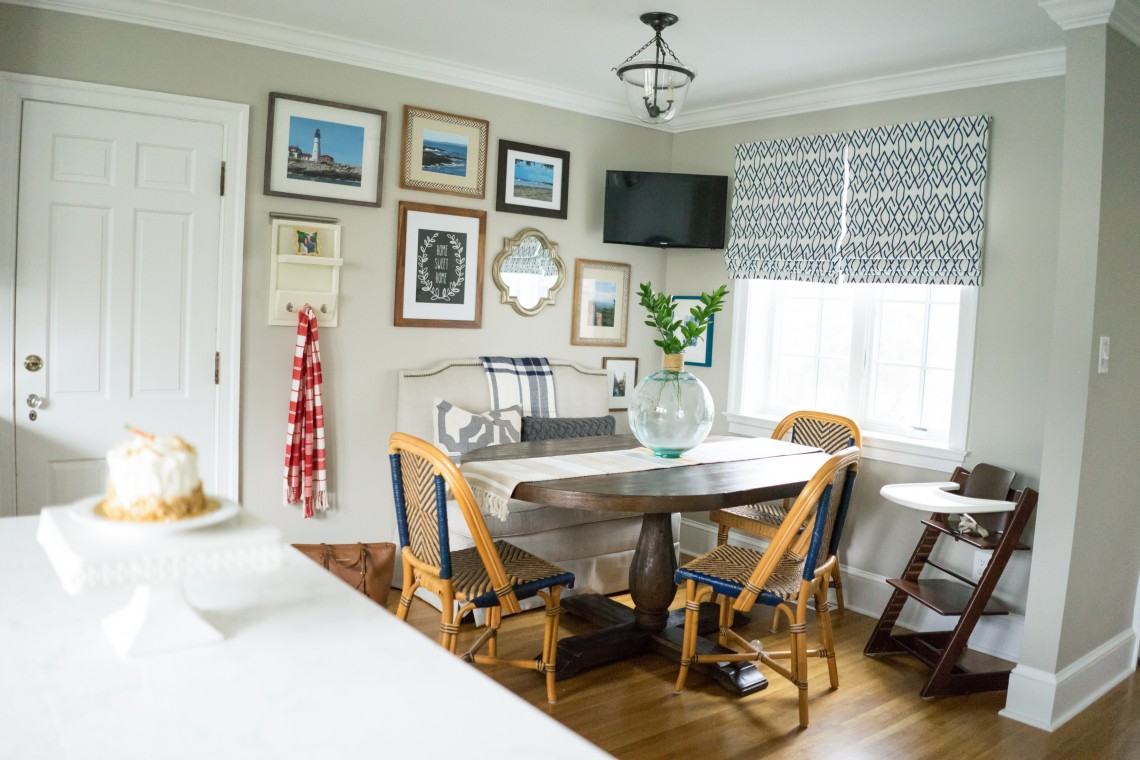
[{"x1": 269, "y1": 215, "x2": 343, "y2": 327}]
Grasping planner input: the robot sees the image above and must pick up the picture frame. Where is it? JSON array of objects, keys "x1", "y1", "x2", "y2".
[
  {"x1": 602, "y1": 357, "x2": 639, "y2": 412},
  {"x1": 400, "y1": 105, "x2": 489, "y2": 199},
  {"x1": 571, "y1": 259, "x2": 630, "y2": 347},
  {"x1": 394, "y1": 201, "x2": 486, "y2": 328},
  {"x1": 495, "y1": 140, "x2": 570, "y2": 219},
  {"x1": 271, "y1": 215, "x2": 340, "y2": 259},
  {"x1": 673, "y1": 295, "x2": 715, "y2": 367},
  {"x1": 264, "y1": 92, "x2": 387, "y2": 207}
]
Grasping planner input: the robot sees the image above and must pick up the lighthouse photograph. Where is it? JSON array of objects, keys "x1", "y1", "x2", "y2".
[{"x1": 285, "y1": 115, "x2": 365, "y2": 187}]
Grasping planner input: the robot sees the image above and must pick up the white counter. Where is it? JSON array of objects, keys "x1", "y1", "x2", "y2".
[{"x1": 0, "y1": 515, "x2": 611, "y2": 759}]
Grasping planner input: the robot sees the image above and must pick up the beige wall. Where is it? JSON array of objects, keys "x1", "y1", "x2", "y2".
[
  {"x1": 0, "y1": 4, "x2": 672, "y2": 544},
  {"x1": 665, "y1": 78, "x2": 1064, "y2": 598}
]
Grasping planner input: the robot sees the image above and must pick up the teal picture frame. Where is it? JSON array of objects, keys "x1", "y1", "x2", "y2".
[{"x1": 672, "y1": 295, "x2": 714, "y2": 367}]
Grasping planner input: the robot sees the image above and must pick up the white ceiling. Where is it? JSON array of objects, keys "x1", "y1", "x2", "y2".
[{"x1": 12, "y1": 0, "x2": 1130, "y2": 129}]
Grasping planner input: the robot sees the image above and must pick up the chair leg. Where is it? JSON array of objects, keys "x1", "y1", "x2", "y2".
[
  {"x1": 792, "y1": 594, "x2": 810, "y2": 728},
  {"x1": 396, "y1": 557, "x2": 416, "y2": 621},
  {"x1": 674, "y1": 580, "x2": 701, "y2": 695},
  {"x1": 815, "y1": 583, "x2": 839, "y2": 689},
  {"x1": 831, "y1": 563, "x2": 846, "y2": 613},
  {"x1": 718, "y1": 594, "x2": 735, "y2": 646},
  {"x1": 542, "y1": 586, "x2": 563, "y2": 704},
  {"x1": 439, "y1": 591, "x2": 459, "y2": 653},
  {"x1": 716, "y1": 524, "x2": 730, "y2": 546},
  {"x1": 486, "y1": 607, "x2": 501, "y2": 658}
]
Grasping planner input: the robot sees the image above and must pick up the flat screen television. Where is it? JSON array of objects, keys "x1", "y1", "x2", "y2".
[{"x1": 603, "y1": 170, "x2": 728, "y2": 249}]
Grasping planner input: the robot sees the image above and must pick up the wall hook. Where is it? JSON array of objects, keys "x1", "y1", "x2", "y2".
[{"x1": 285, "y1": 302, "x2": 294, "y2": 313}]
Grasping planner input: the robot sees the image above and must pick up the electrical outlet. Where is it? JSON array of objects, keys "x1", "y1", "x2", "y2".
[{"x1": 972, "y1": 550, "x2": 989, "y2": 580}]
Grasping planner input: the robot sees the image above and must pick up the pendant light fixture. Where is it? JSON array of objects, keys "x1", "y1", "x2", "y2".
[{"x1": 613, "y1": 12, "x2": 696, "y2": 125}]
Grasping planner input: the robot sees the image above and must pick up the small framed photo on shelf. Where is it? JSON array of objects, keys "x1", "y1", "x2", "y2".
[
  {"x1": 263, "y1": 92, "x2": 387, "y2": 207},
  {"x1": 673, "y1": 295, "x2": 715, "y2": 367},
  {"x1": 271, "y1": 215, "x2": 341, "y2": 259},
  {"x1": 495, "y1": 140, "x2": 570, "y2": 219},
  {"x1": 571, "y1": 259, "x2": 630, "y2": 347},
  {"x1": 602, "y1": 357, "x2": 639, "y2": 412},
  {"x1": 394, "y1": 201, "x2": 487, "y2": 328},
  {"x1": 400, "y1": 105, "x2": 489, "y2": 199}
]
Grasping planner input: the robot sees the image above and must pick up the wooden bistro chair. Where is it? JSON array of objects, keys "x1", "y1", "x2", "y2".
[
  {"x1": 674, "y1": 446, "x2": 860, "y2": 728},
  {"x1": 709, "y1": 410, "x2": 861, "y2": 612},
  {"x1": 388, "y1": 432, "x2": 574, "y2": 704}
]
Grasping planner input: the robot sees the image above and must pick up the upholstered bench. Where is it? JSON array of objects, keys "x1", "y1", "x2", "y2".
[{"x1": 395, "y1": 358, "x2": 679, "y2": 610}]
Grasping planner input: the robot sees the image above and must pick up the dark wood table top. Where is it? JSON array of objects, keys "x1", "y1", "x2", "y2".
[{"x1": 461, "y1": 434, "x2": 831, "y2": 514}]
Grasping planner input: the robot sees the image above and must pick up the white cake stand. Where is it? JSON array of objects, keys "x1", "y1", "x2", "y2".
[{"x1": 37, "y1": 497, "x2": 283, "y2": 658}]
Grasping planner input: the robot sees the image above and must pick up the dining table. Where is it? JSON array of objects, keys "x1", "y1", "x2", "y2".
[{"x1": 462, "y1": 433, "x2": 831, "y2": 696}]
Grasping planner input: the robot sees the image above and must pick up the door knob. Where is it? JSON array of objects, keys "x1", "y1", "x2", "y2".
[
  {"x1": 26, "y1": 393, "x2": 43, "y2": 409},
  {"x1": 24, "y1": 355, "x2": 43, "y2": 372}
]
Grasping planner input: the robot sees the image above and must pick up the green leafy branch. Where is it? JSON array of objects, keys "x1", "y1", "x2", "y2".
[{"x1": 637, "y1": 282, "x2": 728, "y2": 356}]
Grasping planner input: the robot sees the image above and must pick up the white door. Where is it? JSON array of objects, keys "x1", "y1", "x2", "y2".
[{"x1": 13, "y1": 101, "x2": 225, "y2": 514}]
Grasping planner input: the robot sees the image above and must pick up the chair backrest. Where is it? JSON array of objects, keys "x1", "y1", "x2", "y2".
[
  {"x1": 736, "y1": 446, "x2": 861, "y2": 611},
  {"x1": 952, "y1": 462, "x2": 1016, "y2": 534},
  {"x1": 773, "y1": 410, "x2": 861, "y2": 454},
  {"x1": 388, "y1": 432, "x2": 521, "y2": 613}
]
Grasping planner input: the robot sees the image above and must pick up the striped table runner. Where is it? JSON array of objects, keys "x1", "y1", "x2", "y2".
[{"x1": 462, "y1": 437, "x2": 817, "y2": 520}]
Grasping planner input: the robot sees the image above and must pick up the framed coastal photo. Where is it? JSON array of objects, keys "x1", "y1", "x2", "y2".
[
  {"x1": 264, "y1": 92, "x2": 387, "y2": 207},
  {"x1": 400, "y1": 105, "x2": 489, "y2": 199},
  {"x1": 571, "y1": 259, "x2": 630, "y2": 347},
  {"x1": 394, "y1": 201, "x2": 486, "y2": 328},
  {"x1": 496, "y1": 140, "x2": 570, "y2": 219},
  {"x1": 673, "y1": 295, "x2": 715, "y2": 367},
  {"x1": 602, "y1": 357, "x2": 639, "y2": 412}
]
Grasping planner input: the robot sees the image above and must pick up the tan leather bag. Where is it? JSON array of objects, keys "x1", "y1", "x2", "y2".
[{"x1": 293, "y1": 542, "x2": 396, "y2": 607}]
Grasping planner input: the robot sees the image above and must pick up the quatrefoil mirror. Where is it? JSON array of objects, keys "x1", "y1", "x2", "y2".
[{"x1": 492, "y1": 228, "x2": 565, "y2": 316}]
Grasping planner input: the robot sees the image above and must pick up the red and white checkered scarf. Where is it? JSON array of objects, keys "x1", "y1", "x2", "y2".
[{"x1": 283, "y1": 305, "x2": 328, "y2": 518}]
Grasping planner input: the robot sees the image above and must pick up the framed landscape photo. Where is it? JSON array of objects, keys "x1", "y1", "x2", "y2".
[
  {"x1": 571, "y1": 259, "x2": 630, "y2": 347},
  {"x1": 602, "y1": 357, "x2": 639, "y2": 412},
  {"x1": 496, "y1": 140, "x2": 570, "y2": 219},
  {"x1": 400, "y1": 105, "x2": 489, "y2": 199},
  {"x1": 394, "y1": 201, "x2": 486, "y2": 328},
  {"x1": 673, "y1": 295, "x2": 715, "y2": 367},
  {"x1": 264, "y1": 92, "x2": 387, "y2": 207}
]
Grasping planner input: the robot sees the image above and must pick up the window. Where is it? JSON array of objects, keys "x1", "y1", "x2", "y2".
[{"x1": 729, "y1": 279, "x2": 976, "y2": 467}]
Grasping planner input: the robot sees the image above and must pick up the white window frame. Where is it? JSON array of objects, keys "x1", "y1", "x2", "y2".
[{"x1": 726, "y1": 279, "x2": 977, "y2": 471}]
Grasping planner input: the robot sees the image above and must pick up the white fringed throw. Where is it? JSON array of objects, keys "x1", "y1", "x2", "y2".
[{"x1": 462, "y1": 437, "x2": 817, "y2": 521}]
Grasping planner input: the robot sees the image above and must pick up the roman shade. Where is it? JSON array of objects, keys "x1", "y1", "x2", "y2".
[{"x1": 725, "y1": 115, "x2": 991, "y2": 286}]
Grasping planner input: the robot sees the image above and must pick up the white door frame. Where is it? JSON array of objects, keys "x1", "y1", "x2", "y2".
[{"x1": 0, "y1": 72, "x2": 248, "y2": 516}]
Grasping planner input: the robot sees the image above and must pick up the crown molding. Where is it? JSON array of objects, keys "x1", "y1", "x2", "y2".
[
  {"x1": 4, "y1": 0, "x2": 644, "y2": 126},
  {"x1": 1039, "y1": 0, "x2": 1116, "y2": 29},
  {"x1": 8, "y1": 0, "x2": 1069, "y2": 134},
  {"x1": 1110, "y1": 0, "x2": 1140, "y2": 46},
  {"x1": 669, "y1": 48, "x2": 1066, "y2": 132}
]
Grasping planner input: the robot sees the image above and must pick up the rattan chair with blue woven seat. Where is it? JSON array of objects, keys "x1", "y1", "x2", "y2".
[
  {"x1": 674, "y1": 446, "x2": 860, "y2": 728},
  {"x1": 709, "y1": 410, "x2": 860, "y2": 612},
  {"x1": 388, "y1": 432, "x2": 574, "y2": 704}
]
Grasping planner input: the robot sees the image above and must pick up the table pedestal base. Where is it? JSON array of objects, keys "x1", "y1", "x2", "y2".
[
  {"x1": 103, "y1": 582, "x2": 223, "y2": 658},
  {"x1": 557, "y1": 594, "x2": 768, "y2": 696}
]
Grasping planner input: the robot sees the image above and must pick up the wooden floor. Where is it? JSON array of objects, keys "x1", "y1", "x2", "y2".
[{"x1": 386, "y1": 590, "x2": 1140, "y2": 759}]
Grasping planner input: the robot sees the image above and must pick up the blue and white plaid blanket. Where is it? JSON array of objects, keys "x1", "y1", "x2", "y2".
[{"x1": 479, "y1": 356, "x2": 557, "y2": 417}]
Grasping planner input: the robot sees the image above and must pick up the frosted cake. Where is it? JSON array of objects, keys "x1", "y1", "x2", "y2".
[{"x1": 98, "y1": 432, "x2": 216, "y2": 522}]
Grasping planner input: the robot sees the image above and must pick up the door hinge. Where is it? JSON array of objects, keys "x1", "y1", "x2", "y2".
[
  {"x1": 219, "y1": 161, "x2": 226, "y2": 196},
  {"x1": 214, "y1": 352, "x2": 220, "y2": 384}
]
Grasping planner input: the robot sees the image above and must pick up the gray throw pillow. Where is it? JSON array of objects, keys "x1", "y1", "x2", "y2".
[
  {"x1": 521, "y1": 415, "x2": 616, "y2": 442},
  {"x1": 433, "y1": 398, "x2": 523, "y2": 462}
]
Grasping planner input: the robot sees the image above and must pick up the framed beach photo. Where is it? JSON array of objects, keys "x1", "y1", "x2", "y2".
[
  {"x1": 571, "y1": 259, "x2": 630, "y2": 347},
  {"x1": 400, "y1": 105, "x2": 489, "y2": 199},
  {"x1": 264, "y1": 93, "x2": 387, "y2": 207},
  {"x1": 496, "y1": 140, "x2": 570, "y2": 219},
  {"x1": 673, "y1": 295, "x2": 715, "y2": 367},
  {"x1": 602, "y1": 357, "x2": 639, "y2": 412},
  {"x1": 394, "y1": 201, "x2": 487, "y2": 328}
]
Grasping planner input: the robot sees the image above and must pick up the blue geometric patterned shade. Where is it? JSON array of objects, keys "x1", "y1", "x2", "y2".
[{"x1": 725, "y1": 115, "x2": 991, "y2": 286}]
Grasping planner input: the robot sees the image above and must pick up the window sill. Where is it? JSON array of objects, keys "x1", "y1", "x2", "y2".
[{"x1": 724, "y1": 412, "x2": 966, "y2": 472}]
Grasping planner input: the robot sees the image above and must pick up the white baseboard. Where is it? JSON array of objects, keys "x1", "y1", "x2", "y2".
[
  {"x1": 679, "y1": 517, "x2": 1025, "y2": 662},
  {"x1": 1001, "y1": 628, "x2": 1137, "y2": 731}
]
